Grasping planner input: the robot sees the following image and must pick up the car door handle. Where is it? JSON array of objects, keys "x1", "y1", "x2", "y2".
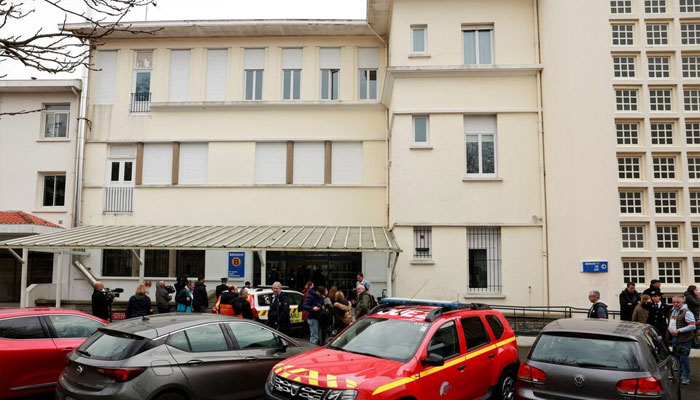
[
  {"x1": 244, "y1": 356, "x2": 258, "y2": 362},
  {"x1": 187, "y1": 359, "x2": 203, "y2": 366},
  {"x1": 457, "y1": 365, "x2": 466, "y2": 371},
  {"x1": 488, "y1": 353, "x2": 495, "y2": 359}
]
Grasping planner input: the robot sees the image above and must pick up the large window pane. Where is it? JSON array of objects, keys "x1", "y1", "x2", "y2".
[
  {"x1": 0, "y1": 316, "x2": 47, "y2": 339},
  {"x1": 427, "y1": 321, "x2": 460, "y2": 359},
  {"x1": 466, "y1": 136, "x2": 480, "y2": 173},
  {"x1": 331, "y1": 70, "x2": 339, "y2": 99},
  {"x1": 369, "y1": 70, "x2": 377, "y2": 99},
  {"x1": 412, "y1": 28, "x2": 425, "y2": 53},
  {"x1": 110, "y1": 162, "x2": 120, "y2": 182},
  {"x1": 254, "y1": 70, "x2": 263, "y2": 100},
  {"x1": 145, "y1": 250, "x2": 169, "y2": 277},
  {"x1": 135, "y1": 72, "x2": 151, "y2": 94},
  {"x1": 463, "y1": 30, "x2": 476, "y2": 64},
  {"x1": 414, "y1": 117, "x2": 427, "y2": 143},
  {"x1": 47, "y1": 315, "x2": 104, "y2": 338},
  {"x1": 321, "y1": 70, "x2": 329, "y2": 99},
  {"x1": 359, "y1": 70, "x2": 367, "y2": 99},
  {"x1": 478, "y1": 30, "x2": 492, "y2": 64},
  {"x1": 176, "y1": 250, "x2": 205, "y2": 279},
  {"x1": 228, "y1": 323, "x2": 278, "y2": 349},
  {"x1": 186, "y1": 324, "x2": 228, "y2": 352},
  {"x1": 482, "y1": 134, "x2": 495, "y2": 173},
  {"x1": 468, "y1": 249, "x2": 488, "y2": 289},
  {"x1": 245, "y1": 70, "x2": 254, "y2": 100},
  {"x1": 293, "y1": 70, "x2": 301, "y2": 99},
  {"x1": 43, "y1": 176, "x2": 55, "y2": 206},
  {"x1": 283, "y1": 70, "x2": 291, "y2": 100},
  {"x1": 124, "y1": 162, "x2": 133, "y2": 181},
  {"x1": 103, "y1": 249, "x2": 133, "y2": 277}
]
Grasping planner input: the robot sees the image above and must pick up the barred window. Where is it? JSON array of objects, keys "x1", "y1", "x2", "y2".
[
  {"x1": 658, "y1": 260, "x2": 681, "y2": 284},
  {"x1": 620, "y1": 191, "x2": 643, "y2": 214},
  {"x1": 616, "y1": 89, "x2": 638, "y2": 111},
  {"x1": 649, "y1": 88, "x2": 672, "y2": 111},
  {"x1": 611, "y1": 0, "x2": 632, "y2": 13},
  {"x1": 102, "y1": 249, "x2": 135, "y2": 277},
  {"x1": 646, "y1": 24, "x2": 669, "y2": 45},
  {"x1": 617, "y1": 122, "x2": 640, "y2": 145},
  {"x1": 694, "y1": 260, "x2": 700, "y2": 282},
  {"x1": 623, "y1": 260, "x2": 646, "y2": 284},
  {"x1": 614, "y1": 56, "x2": 636, "y2": 77},
  {"x1": 621, "y1": 225, "x2": 645, "y2": 248},
  {"x1": 656, "y1": 225, "x2": 680, "y2": 248},
  {"x1": 650, "y1": 122, "x2": 673, "y2": 145},
  {"x1": 645, "y1": 0, "x2": 666, "y2": 13},
  {"x1": 648, "y1": 56, "x2": 670, "y2": 78},
  {"x1": 686, "y1": 121, "x2": 700, "y2": 144},
  {"x1": 618, "y1": 156, "x2": 642, "y2": 179},
  {"x1": 652, "y1": 156, "x2": 676, "y2": 179},
  {"x1": 692, "y1": 225, "x2": 699, "y2": 249},
  {"x1": 612, "y1": 24, "x2": 635, "y2": 45},
  {"x1": 681, "y1": 23, "x2": 700, "y2": 45},
  {"x1": 654, "y1": 191, "x2": 678, "y2": 214},
  {"x1": 413, "y1": 227, "x2": 432, "y2": 259},
  {"x1": 690, "y1": 191, "x2": 700, "y2": 214},
  {"x1": 467, "y1": 227, "x2": 501, "y2": 293},
  {"x1": 689, "y1": 156, "x2": 700, "y2": 178},
  {"x1": 684, "y1": 88, "x2": 700, "y2": 111},
  {"x1": 682, "y1": 55, "x2": 700, "y2": 78},
  {"x1": 681, "y1": 0, "x2": 700, "y2": 12}
]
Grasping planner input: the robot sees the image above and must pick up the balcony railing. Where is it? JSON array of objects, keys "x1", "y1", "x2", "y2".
[
  {"x1": 104, "y1": 187, "x2": 133, "y2": 213},
  {"x1": 130, "y1": 92, "x2": 151, "y2": 113}
]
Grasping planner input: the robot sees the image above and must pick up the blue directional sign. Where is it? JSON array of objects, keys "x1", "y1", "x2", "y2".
[
  {"x1": 582, "y1": 261, "x2": 609, "y2": 273},
  {"x1": 228, "y1": 252, "x2": 245, "y2": 278}
]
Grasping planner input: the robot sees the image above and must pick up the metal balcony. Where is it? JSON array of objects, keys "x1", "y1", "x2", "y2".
[
  {"x1": 104, "y1": 187, "x2": 133, "y2": 213},
  {"x1": 130, "y1": 92, "x2": 151, "y2": 113}
]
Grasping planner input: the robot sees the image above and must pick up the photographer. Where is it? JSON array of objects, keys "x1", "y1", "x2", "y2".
[
  {"x1": 156, "y1": 280, "x2": 175, "y2": 314},
  {"x1": 91, "y1": 281, "x2": 110, "y2": 321}
]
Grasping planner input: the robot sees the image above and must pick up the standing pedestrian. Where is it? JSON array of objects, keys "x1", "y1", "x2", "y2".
[
  {"x1": 233, "y1": 288, "x2": 254, "y2": 319},
  {"x1": 126, "y1": 284, "x2": 152, "y2": 319},
  {"x1": 174, "y1": 276, "x2": 187, "y2": 294},
  {"x1": 176, "y1": 281, "x2": 194, "y2": 312},
  {"x1": 666, "y1": 296, "x2": 696, "y2": 385},
  {"x1": 155, "y1": 280, "x2": 172, "y2": 314},
  {"x1": 683, "y1": 285, "x2": 700, "y2": 348},
  {"x1": 355, "y1": 284, "x2": 372, "y2": 319},
  {"x1": 215, "y1": 277, "x2": 229, "y2": 299},
  {"x1": 302, "y1": 286, "x2": 324, "y2": 345},
  {"x1": 332, "y1": 291, "x2": 353, "y2": 335},
  {"x1": 645, "y1": 291, "x2": 670, "y2": 339},
  {"x1": 619, "y1": 282, "x2": 640, "y2": 321},
  {"x1": 643, "y1": 279, "x2": 662, "y2": 296},
  {"x1": 268, "y1": 281, "x2": 291, "y2": 335},
  {"x1": 356, "y1": 273, "x2": 371, "y2": 291},
  {"x1": 193, "y1": 276, "x2": 208, "y2": 313},
  {"x1": 632, "y1": 294, "x2": 651, "y2": 323},
  {"x1": 215, "y1": 285, "x2": 238, "y2": 315},
  {"x1": 586, "y1": 290, "x2": 608, "y2": 319},
  {"x1": 91, "y1": 281, "x2": 110, "y2": 321}
]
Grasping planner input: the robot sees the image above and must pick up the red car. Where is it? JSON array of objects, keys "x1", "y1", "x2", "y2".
[
  {"x1": 0, "y1": 307, "x2": 107, "y2": 398},
  {"x1": 265, "y1": 298, "x2": 519, "y2": 400}
]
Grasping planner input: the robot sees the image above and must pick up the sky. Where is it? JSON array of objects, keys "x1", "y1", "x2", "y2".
[{"x1": 2, "y1": 0, "x2": 367, "y2": 79}]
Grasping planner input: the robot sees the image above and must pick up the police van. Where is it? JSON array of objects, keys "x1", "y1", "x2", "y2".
[{"x1": 251, "y1": 287, "x2": 305, "y2": 334}]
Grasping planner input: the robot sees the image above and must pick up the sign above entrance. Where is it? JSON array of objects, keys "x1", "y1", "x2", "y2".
[
  {"x1": 582, "y1": 261, "x2": 608, "y2": 273},
  {"x1": 228, "y1": 252, "x2": 245, "y2": 278}
]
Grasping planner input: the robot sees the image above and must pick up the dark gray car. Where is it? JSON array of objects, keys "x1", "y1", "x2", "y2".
[
  {"x1": 56, "y1": 313, "x2": 316, "y2": 400},
  {"x1": 516, "y1": 318, "x2": 681, "y2": 400}
]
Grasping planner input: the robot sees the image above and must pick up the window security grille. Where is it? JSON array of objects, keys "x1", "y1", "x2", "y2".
[{"x1": 413, "y1": 227, "x2": 432, "y2": 258}]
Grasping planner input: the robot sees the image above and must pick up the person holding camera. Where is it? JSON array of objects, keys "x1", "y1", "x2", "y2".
[
  {"x1": 91, "y1": 281, "x2": 110, "y2": 321},
  {"x1": 156, "y1": 280, "x2": 174, "y2": 313}
]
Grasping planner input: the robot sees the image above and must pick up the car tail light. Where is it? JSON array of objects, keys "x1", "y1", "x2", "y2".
[
  {"x1": 517, "y1": 363, "x2": 547, "y2": 383},
  {"x1": 96, "y1": 367, "x2": 146, "y2": 382},
  {"x1": 615, "y1": 377, "x2": 663, "y2": 396}
]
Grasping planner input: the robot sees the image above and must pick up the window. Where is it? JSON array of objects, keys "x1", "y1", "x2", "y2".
[
  {"x1": 656, "y1": 225, "x2": 680, "y2": 248},
  {"x1": 94, "y1": 50, "x2": 117, "y2": 105},
  {"x1": 649, "y1": 88, "x2": 672, "y2": 111},
  {"x1": 331, "y1": 142, "x2": 363, "y2": 184},
  {"x1": 613, "y1": 56, "x2": 635, "y2": 78},
  {"x1": 167, "y1": 331, "x2": 190, "y2": 352},
  {"x1": 244, "y1": 48, "x2": 265, "y2": 101},
  {"x1": 652, "y1": 156, "x2": 675, "y2": 179},
  {"x1": 413, "y1": 227, "x2": 432, "y2": 259},
  {"x1": 461, "y1": 317, "x2": 490, "y2": 350},
  {"x1": 281, "y1": 48, "x2": 302, "y2": 100},
  {"x1": 320, "y1": 48, "x2": 341, "y2": 100},
  {"x1": 684, "y1": 87, "x2": 700, "y2": 111},
  {"x1": 465, "y1": 115, "x2": 497, "y2": 176},
  {"x1": 645, "y1": 0, "x2": 666, "y2": 12},
  {"x1": 621, "y1": 225, "x2": 645, "y2": 248},
  {"x1": 0, "y1": 317, "x2": 47, "y2": 339},
  {"x1": 47, "y1": 315, "x2": 103, "y2": 338},
  {"x1": 145, "y1": 250, "x2": 169, "y2": 277},
  {"x1": 692, "y1": 225, "x2": 699, "y2": 249},
  {"x1": 228, "y1": 322, "x2": 278, "y2": 349},
  {"x1": 142, "y1": 143, "x2": 173, "y2": 185},
  {"x1": 690, "y1": 191, "x2": 700, "y2": 213},
  {"x1": 658, "y1": 260, "x2": 681, "y2": 283},
  {"x1": 650, "y1": 122, "x2": 673, "y2": 144},
  {"x1": 682, "y1": 55, "x2": 700, "y2": 77},
  {"x1": 485, "y1": 315, "x2": 505, "y2": 340},
  {"x1": 688, "y1": 155, "x2": 700, "y2": 178},
  {"x1": 463, "y1": 27, "x2": 493, "y2": 65},
  {"x1": 648, "y1": 56, "x2": 670, "y2": 78},
  {"x1": 620, "y1": 191, "x2": 643, "y2": 214},
  {"x1": 695, "y1": 260, "x2": 700, "y2": 282},
  {"x1": 616, "y1": 89, "x2": 638, "y2": 111},
  {"x1": 611, "y1": 0, "x2": 632, "y2": 13},
  {"x1": 255, "y1": 142, "x2": 286, "y2": 184},
  {"x1": 176, "y1": 250, "x2": 205, "y2": 279},
  {"x1": 612, "y1": 24, "x2": 634, "y2": 45},
  {"x1": 293, "y1": 142, "x2": 324, "y2": 184},
  {"x1": 618, "y1": 156, "x2": 642, "y2": 179},
  {"x1": 413, "y1": 115, "x2": 429, "y2": 144},
  {"x1": 181, "y1": 324, "x2": 229, "y2": 352},
  {"x1": 205, "y1": 49, "x2": 227, "y2": 101},
  {"x1": 654, "y1": 191, "x2": 678, "y2": 214},
  {"x1": 102, "y1": 249, "x2": 134, "y2": 277},
  {"x1": 681, "y1": 23, "x2": 700, "y2": 45},
  {"x1": 42, "y1": 174, "x2": 65, "y2": 207},
  {"x1": 411, "y1": 25, "x2": 426, "y2": 53},
  {"x1": 687, "y1": 121, "x2": 700, "y2": 144},
  {"x1": 168, "y1": 49, "x2": 190, "y2": 101},
  {"x1": 358, "y1": 48, "x2": 379, "y2": 100},
  {"x1": 42, "y1": 104, "x2": 69, "y2": 138},
  {"x1": 427, "y1": 321, "x2": 459, "y2": 359},
  {"x1": 132, "y1": 50, "x2": 152, "y2": 111},
  {"x1": 623, "y1": 260, "x2": 646, "y2": 283},
  {"x1": 681, "y1": 0, "x2": 700, "y2": 12},
  {"x1": 178, "y1": 143, "x2": 208, "y2": 184},
  {"x1": 109, "y1": 161, "x2": 133, "y2": 183},
  {"x1": 467, "y1": 227, "x2": 501, "y2": 293},
  {"x1": 108, "y1": 144, "x2": 135, "y2": 185},
  {"x1": 616, "y1": 122, "x2": 639, "y2": 145},
  {"x1": 646, "y1": 24, "x2": 669, "y2": 45}
]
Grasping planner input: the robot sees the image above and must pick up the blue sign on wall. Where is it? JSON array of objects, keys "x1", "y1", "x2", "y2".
[
  {"x1": 582, "y1": 261, "x2": 608, "y2": 273},
  {"x1": 228, "y1": 252, "x2": 245, "y2": 278}
]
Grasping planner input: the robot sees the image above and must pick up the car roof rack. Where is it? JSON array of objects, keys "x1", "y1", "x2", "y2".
[
  {"x1": 377, "y1": 298, "x2": 491, "y2": 322},
  {"x1": 253, "y1": 285, "x2": 290, "y2": 291}
]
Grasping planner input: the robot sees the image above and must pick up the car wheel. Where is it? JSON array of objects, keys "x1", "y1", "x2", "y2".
[
  {"x1": 493, "y1": 366, "x2": 516, "y2": 400},
  {"x1": 155, "y1": 391, "x2": 188, "y2": 400}
]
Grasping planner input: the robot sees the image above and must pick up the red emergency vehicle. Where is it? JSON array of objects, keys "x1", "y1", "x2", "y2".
[{"x1": 265, "y1": 298, "x2": 519, "y2": 400}]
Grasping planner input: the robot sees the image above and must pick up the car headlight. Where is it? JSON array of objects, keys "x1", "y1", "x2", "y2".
[
  {"x1": 325, "y1": 389, "x2": 358, "y2": 400},
  {"x1": 267, "y1": 371, "x2": 276, "y2": 388}
]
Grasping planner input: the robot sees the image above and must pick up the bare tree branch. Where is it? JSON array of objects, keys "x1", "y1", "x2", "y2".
[{"x1": 0, "y1": 107, "x2": 44, "y2": 118}]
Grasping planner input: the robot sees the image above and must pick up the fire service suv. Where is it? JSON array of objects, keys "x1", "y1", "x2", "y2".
[{"x1": 265, "y1": 298, "x2": 519, "y2": 400}]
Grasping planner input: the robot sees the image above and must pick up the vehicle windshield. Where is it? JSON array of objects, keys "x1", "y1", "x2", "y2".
[
  {"x1": 79, "y1": 330, "x2": 146, "y2": 361},
  {"x1": 530, "y1": 333, "x2": 641, "y2": 371},
  {"x1": 328, "y1": 317, "x2": 430, "y2": 362}
]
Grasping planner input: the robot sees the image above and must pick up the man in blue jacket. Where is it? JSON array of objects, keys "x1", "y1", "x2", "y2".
[{"x1": 303, "y1": 286, "x2": 324, "y2": 344}]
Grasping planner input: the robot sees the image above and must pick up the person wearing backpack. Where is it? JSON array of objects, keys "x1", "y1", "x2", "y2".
[{"x1": 586, "y1": 290, "x2": 608, "y2": 319}]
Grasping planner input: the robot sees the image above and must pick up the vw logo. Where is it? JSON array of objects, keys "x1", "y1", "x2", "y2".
[
  {"x1": 289, "y1": 383, "x2": 300, "y2": 396},
  {"x1": 76, "y1": 365, "x2": 84, "y2": 375},
  {"x1": 573, "y1": 375, "x2": 585, "y2": 388}
]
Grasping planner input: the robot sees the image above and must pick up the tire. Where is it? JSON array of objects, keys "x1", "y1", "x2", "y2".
[
  {"x1": 155, "y1": 391, "x2": 188, "y2": 400},
  {"x1": 493, "y1": 366, "x2": 516, "y2": 400}
]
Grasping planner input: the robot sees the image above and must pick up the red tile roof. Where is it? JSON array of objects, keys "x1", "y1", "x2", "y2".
[{"x1": 0, "y1": 211, "x2": 62, "y2": 228}]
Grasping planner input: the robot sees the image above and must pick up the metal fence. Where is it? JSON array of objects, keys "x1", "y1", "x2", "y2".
[
  {"x1": 130, "y1": 92, "x2": 151, "y2": 113},
  {"x1": 104, "y1": 187, "x2": 133, "y2": 213},
  {"x1": 489, "y1": 304, "x2": 621, "y2": 336}
]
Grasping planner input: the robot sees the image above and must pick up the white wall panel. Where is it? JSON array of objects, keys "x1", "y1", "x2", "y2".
[
  {"x1": 293, "y1": 142, "x2": 324, "y2": 184},
  {"x1": 94, "y1": 51, "x2": 117, "y2": 105},
  {"x1": 205, "y1": 49, "x2": 227, "y2": 101},
  {"x1": 179, "y1": 143, "x2": 208, "y2": 184},
  {"x1": 255, "y1": 142, "x2": 286, "y2": 184},
  {"x1": 142, "y1": 144, "x2": 172, "y2": 184},
  {"x1": 332, "y1": 142, "x2": 363, "y2": 184},
  {"x1": 169, "y1": 50, "x2": 191, "y2": 101}
]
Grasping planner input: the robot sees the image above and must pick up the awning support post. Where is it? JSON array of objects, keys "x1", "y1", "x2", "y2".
[
  {"x1": 387, "y1": 252, "x2": 399, "y2": 298},
  {"x1": 17, "y1": 249, "x2": 28, "y2": 308},
  {"x1": 55, "y1": 251, "x2": 63, "y2": 308},
  {"x1": 138, "y1": 249, "x2": 145, "y2": 285},
  {"x1": 257, "y1": 251, "x2": 267, "y2": 286}
]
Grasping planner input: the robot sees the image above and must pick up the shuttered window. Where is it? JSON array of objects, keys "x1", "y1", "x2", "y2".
[
  {"x1": 169, "y1": 50, "x2": 191, "y2": 101},
  {"x1": 293, "y1": 142, "x2": 324, "y2": 184},
  {"x1": 331, "y1": 142, "x2": 363, "y2": 184},
  {"x1": 142, "y1": 143, "x2": 173, "y2": 184},
  {"x1": 94, "y1": 50, "x2": 117, "y2": 105},
  {"x1": 205, "y1": 49, "x2": 228, "y2": 101},
  {"x1": 255, "y1": 142, "x2": 286, "y2": 184},
  {"x1": 179, "y1": 143, "x2": 208, "y2": 184}
]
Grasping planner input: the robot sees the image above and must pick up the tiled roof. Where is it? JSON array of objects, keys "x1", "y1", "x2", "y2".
[{"x1": 0, "y1": 211, "x2": 62, "y2": 228}]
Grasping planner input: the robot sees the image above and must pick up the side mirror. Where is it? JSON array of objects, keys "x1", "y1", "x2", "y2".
[
  {"x1": 276, "y1": 336, "x2": 288, "y2": 353},
  {"x1": 421, "y1": 353, "x2": 444, "y2": 367}
]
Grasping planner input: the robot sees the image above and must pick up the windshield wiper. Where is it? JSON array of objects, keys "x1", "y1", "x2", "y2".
[
  {"x1": 342, "y1": 349, "x2": 381, "y2": 359},
  {"x1": 575, "y1": 362, "x2": 618, "y2": 369},
  {"x1": 75, "y1": 349, "x2": 91, "y2": 357}
]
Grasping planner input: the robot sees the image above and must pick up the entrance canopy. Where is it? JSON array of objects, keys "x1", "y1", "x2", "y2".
[{"x1": 0, "y1": 225, "x2": 401, "y2": 253}]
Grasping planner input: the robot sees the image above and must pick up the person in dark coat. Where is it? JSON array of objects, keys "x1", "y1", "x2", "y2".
[
  {"x1": 232, "y1": 290, "x2": 254, "y2": 319},
  {"x1": 126, "y1": 284, "x2": 152, "y2": 319},
  {"x1": 91, "y1": 281, "x2": 110, "y2": 321},
  {"x1": 643, "y1": 279, "x2": 662, "y2": 296},
  {"x1": 155, "y1": 280, "x2": 172, "y2": 314},
  {"x1": 193, "y1": 277, "x2": 208, "y2": 313},
  {"x1": 587, "y1": 290, "x2": 608, "y2": 319},
  {"x1": 619, "y1": 282, "x2": 641, "y2": 321},
  {"x1": 303, "y1": 287, "x2": 324, "y2": 345},
  {"x1": 174, "y1": 276, "x2": 187, "y2": 295},
  {"x1": 175, "y1": 281, "x2": 194, "y2": 313},
  {"x1": 644, "y1": 291, "x2": 670, "y2": 339},
  {"x1": 268, "y1": 281, "x2": 291, "y2": 335},
  {"x1": 215, "y1": 277, "x2": 229, "y2": 299}
]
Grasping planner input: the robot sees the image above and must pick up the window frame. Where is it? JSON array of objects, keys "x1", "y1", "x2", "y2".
[
  {"x1": 320, "y1": 68, "x2": 340, "y2": 100},
  {"x1": 613, "y1": 55, "x2": 636, "y2": 78},
  {"x1": 412, "y1": 115, "x2": 430, "y2": 145},
  {"x1": 611, "y1": 0, "x2": 632, "y2": 14},
  {"x1": 683, "y1": 87, "x2": 700, "y2": 111},
  {"x1": 615, "y1": 88, "x2": 639, "y2": 111},
  {"x1": 132, "y1": 50, "x2": 153, "y2": 96},
  {"x1": 426, "y1": 320, "x2": 461, "y2": 360},
  {"x1": 658, "y1": 259, "x2": 683, "y2": 284},
  {"x1": 460, "y1": 316, "x2": 491, "y2": 351},
  {"x1": 654, "y1": 190, "x2": 679, "y2": 214},
  {"x1": 465, "y1": 117, "x2": 497, "y2": 177},
  {"x1": 621, "y1": 224, "x2": 646, "y2": 249},
  {"x1": 648, "y1": 55, "x2": 671, "y2": 78},
  {"x1": 41, "y1": 104, "x2": 70, "y2": 139},
  {"x1": 681, "y1": 23, "x2": 700, "y2": 45},
  {"x1": 619, "y1": 190, "x2": 644, "y2": 214},
  {"x1": 462, "y1": 26, "x2": 494, "y2": 65},
  {"x1": 681, "y1": 0, "x2": 700, "y2": 12},
  {"x1": 41, "y1": 173, "x2": 66, "y2": 208},
  {"x1": 651, "y1": 155, "x2": 676, "y2": 180},
  {"x1": 650, "y1": 121, "x2": 674, "y2": 145},
  {"x1": 282, "y1": 69, "x2": 301, "y2": 100},
  {"x1": 616, "y1": 121, "x2": 640, "y2": 145},
  {"x1": 644, "y1": 0, "x2": 667, "y2": 13},
  {"x1": 656, "y1": 225, "x2": 681, "y2": 249},
  {"x1": 688, "y1": 155, "x2": 700, "y2": 179},
  {"x1": 646, "y1": 23, "x2": 669, "y2": 45},
  {"x1": 410, "y1": 25, "x2": 427, "y2": 54},
  {"x1": 244, "y1": 69, "x2": 264, "y2": 101},
  {"x1": 682, "y1": 55, "x2": 700, "y2": 78},
  {"x1": 358, "y1": 68, "x2": 378, "y2": 100},
  {"x1": 622, "y1": 259, "x2": 647, "y2": 284},
  {"x1": 413, "y1": 226, "x2": 432, "y2": 259},
  {"x1": 618, "y1": 155, "x2": 643, "y2": 179},
  {"x1": 612, "y1": 24, "x2": 635, "y2": 46},
  {"x1": 649, "y1": 88, "x2": 673, "y2": 111}
]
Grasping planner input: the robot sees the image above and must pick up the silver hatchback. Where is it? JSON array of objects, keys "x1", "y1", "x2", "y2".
[{"x1": 56, "y1": 313, "x2": 315, "y2": 400}]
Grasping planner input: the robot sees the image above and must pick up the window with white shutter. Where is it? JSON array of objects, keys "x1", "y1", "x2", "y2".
[
  {"x1": 331, "y1": 142, "x2": 363, "y2": 184},
  {"x1": 142, "y1": 143, "x2": 173, "y2": 184},
  {"x1": 358, "y1": 48, "x2": 379, "y2": 100},
  {"x1": 205, "y1": 49, "x2": 227, "y2": 101},
  {"x1": 282, "y1": 48, "x2": 302, "y2": 100},
  {"x1": 244, "y1": 49, "x2": 265, "y2": 100},
  {"x1": 293, "y1": 142, "x2": 324, "y2": 184},
  {"x1": 94, "y1": 50, "x2": 117, "y2": 105},
  {"x1": 320, "y1": 48, "x2": 341, "y2": 100},
  {"x1": 179, "y1": 143, "x2": 208, "y2": 184},
  {"x1": 169, "y1": 50, "x2": 191, "y2": 101},
  {"x1": 255, "y1": 143, "x2": 286, "y2": 184}
]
